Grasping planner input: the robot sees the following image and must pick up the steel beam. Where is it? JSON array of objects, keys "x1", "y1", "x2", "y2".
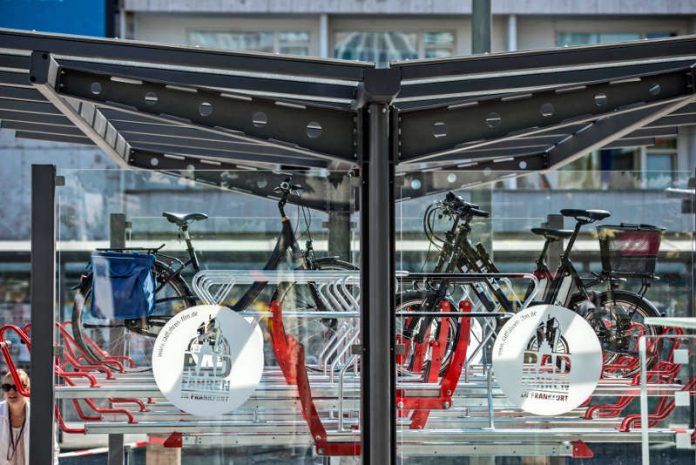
[
  {"x1": 0, "y1": 28, "x2": 371, "y2": 81},
  {"x1": 129, "y1": 141, "x2": 329, "y2": 169},
  {"x1": 0, "y1": 85, "x2": 45, "y2": 101},
  {"x1": 397, "y1": 59, "x2": 696, "y2": 104},
  {"x1": 0, "y1": 108, "x2": 72, "y2": 125},
  {"x1": 0, "y1": 52, "x2": 31, "y2": 71},
  {"x1": 1, "y1": 120, "x2": 85, "y2": 136},
  {"x1": 57, "y1": 58, "x2": 357, "y2": 102},
  {"x1": 15, "y1": 130, "x2": 91, "y2": 145},
  {"x1": 645, "y1": 113, "x2": 696, "y2": 128},
  {"x1": 30, "y1": 164, "x2": 57, "y2": 465},
  {"x1": 398, "y1": 66, "x2": 696, "y2": 163},
  {"x1": 393, "y1": 35, "x2": 696, "y2": 80},
  {"x1": 603, "y1": 137, "x2": 656, "y2": 148},
  {"x1": 0, "y1": 70, "x2": 29, "y2": 86},
  {"x1": 0, "y1": 97, "x2": 62, "y2": 114},
  {"x1": 41, "y1": 60, "x2": 358, "y2": 163},
  {"x1": 29, "y1": 53, "x2": 132, "y2": 167},
  {"x1": 546, "y1": 97, "x2": 696, "y2": 167},
  {"x1": 128, "y1": 150, "x2": 354, "y2": 212}
]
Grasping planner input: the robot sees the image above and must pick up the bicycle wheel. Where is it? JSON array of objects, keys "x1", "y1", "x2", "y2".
[
  {"x1": 71, "y1": 261, "x2": 195, "y2": 369},
  {"x1": 396, "y1": 291, "x2": 459, "y2": 378},
  {"x1": 571, "y1": 290, "x2": 660, "y2": 378},
  {"x1": 270, "y1": 258, "x2": 358, "y2": 372}
]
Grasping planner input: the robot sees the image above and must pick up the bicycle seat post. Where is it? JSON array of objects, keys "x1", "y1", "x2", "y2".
[
  {"x1": 178, "y1": 223, "x2": 200, "y2": 272},
  {"x1": 561, "y1": 220, "x2": 583, "y2": 263}
]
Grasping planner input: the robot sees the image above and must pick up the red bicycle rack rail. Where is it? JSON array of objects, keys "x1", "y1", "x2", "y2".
[
  {"x1": 584, "y1": 327, "x2": 684, "y2": 420},
  {"x1": 269, "y1": 297, "x2": 472, "y2": 454},
  {"x1": 0, "y1": 323, "x2": 146, "y2": 435},
  {"x1": 269, "y1": 299, "x2": 360, "y2": 456}
]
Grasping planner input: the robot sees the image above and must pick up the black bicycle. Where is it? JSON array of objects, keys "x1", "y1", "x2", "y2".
[
  {"x1": 71, "y1": 179, "x2": 356, "y2": 368},
  {"x1": 399, "y1": 193, "x2": 662, "y2": 378}
]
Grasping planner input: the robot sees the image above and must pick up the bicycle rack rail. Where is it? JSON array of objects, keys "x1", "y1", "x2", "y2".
[{"x1": 5, "y1": 269, "x2": 693, "y2": 459}]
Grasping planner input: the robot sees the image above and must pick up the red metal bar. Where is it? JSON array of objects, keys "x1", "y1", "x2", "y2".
[
  {"x1": 55, "y1": 404, "x2": 85, "y2": 434},
  {"x1": 269, "y1": 300, "x2": 299, "y2": 384}
]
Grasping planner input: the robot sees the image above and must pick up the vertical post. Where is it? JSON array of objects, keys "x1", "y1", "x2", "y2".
[
  {"x1": 545, "y1": 214, "x2": 564, "y2": 271},
  {"x1": 358, "y1": 66, "x2": 399, "y2": 465},
  {"x1": 319, "y1": 14, "x2": 330, "y2": 58},
  {"x1": 327, "y1": 210, "x2": 352, "y2": 262},
  {"x1": 506, "y1": 14, "x2": 517, "y2": 52},
  {"x1": 360, "y1": 103, "x2": 395, "y2": 465},
  {"x1": 471, "y1": 0, "x2": 493, "y2": 260},
  {"x1": 107, "y1": 216, "x2": 127, "y2": 465},
  {"x1": 109, "y1": 213, "x2": 127, "y2": 356},
  {"x1": 30, "y1": 164, "x2": 57, "y2": 465},
  {"x1": 472, "y1": 0, "x2": 492, "y2": 54}
]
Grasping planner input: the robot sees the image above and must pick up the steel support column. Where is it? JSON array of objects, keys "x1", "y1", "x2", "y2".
[
  {"x1": 30, "y1": 164, "x2": 57, "y2": 465},
  {"x1": 472, "y1": 0, "x2": 492, "y2": 55},
  {"x1": 108, "y1": 213, "x2": 127, "y2": 465},
  {"x1": 358, "y1": 66, "x2": 400, "y2": 464},
  {"x1": 360, "y1": 101, "x2": 395, "y2": 465}
]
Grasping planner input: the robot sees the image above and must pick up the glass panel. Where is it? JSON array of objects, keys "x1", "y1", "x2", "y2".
[
  {"x1": 557, "y1": 32, "x2": 641, "y2": 46},
  {"x1": 425, "y1": 48, "x2": 454, "y2": 59},
  {"x1": 640, "y1": 334, "x2": 696, "y2": 463},
  {"x1": 188, "y1": 31, "x2": 275, "y2": 52},
  {"x1": 646, "y1": 32, "x2": 676, "y2": 39},
  {"x1": 334, "y1": 32, "x2": 418, "y2": 65},
  {"x1": 278, "y1": 32, "x2": 310, "y2": 56},
  {"x1": 646, "y1": 153, "x2": 675, "y2": 186},
  {"x1": 52, "y1": 169, "x2": 361, "y2": 462},
  {"x1": 278, "y1": 31, "x2": 310, "y2": 43},
  {"x1": 396, "y1": 169, "x2": 693, "y2": 463},
  {"x1": 279, "y1": 46, "x2": 310, "y2": 56},
  {"x1": 423, "y1": 31, "x2": 455, "y2": 46}
]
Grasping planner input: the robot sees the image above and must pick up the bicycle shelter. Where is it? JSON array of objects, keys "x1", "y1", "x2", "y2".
[{"x1": 0, "y1": 28, "x2": 696, "y2": 464}]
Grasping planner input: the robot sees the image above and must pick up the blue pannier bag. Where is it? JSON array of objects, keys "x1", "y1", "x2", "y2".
[{"x1": 90, "y1": 252, "x2": 156, "y2": 320}]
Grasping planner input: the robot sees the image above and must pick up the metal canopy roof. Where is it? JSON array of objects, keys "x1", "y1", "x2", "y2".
[{"x1": 1, "y1": 28, "x2": 696, "y2": 209}]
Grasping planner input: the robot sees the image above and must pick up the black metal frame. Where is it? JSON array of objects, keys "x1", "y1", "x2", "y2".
[
  {"x1": 4, "y1": 27, "x2": 696, "y2": 465},
  {"x1": 30, "y1": 165, "x2": 57, "y2": 465}
]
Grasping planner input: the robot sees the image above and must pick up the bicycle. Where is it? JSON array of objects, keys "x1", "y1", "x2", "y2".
[
  {"x1": 71, "y1": 179, "x2": 356, "y2": 369},
  {"x1": 530, "y1": 211, "x2": 663, "y2": 377},
  {"x1": 399, "y1": 193, "x2": 662, "y2": 378}
]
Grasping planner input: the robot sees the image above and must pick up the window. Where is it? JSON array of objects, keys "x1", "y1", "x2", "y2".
[
  {"x1": 334, "y1": 31, "x2": 455, "y2": 66},
  {"x1": 643, "y1": 138, "x2": 677, "y2": 188},
  {"x1": 557, "y1": 32, "x2": 676, "y2": 47},
  {"x1": 188, "y1": 31, "x2": 310, "y2": 55},
  {"x1": 423, "y1": 32, "x2": 456, "y2": 59}
]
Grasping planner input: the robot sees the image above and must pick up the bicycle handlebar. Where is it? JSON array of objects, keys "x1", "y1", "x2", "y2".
[{"x1": 440, "y1": 192, "x2": 490, "y2": 218}]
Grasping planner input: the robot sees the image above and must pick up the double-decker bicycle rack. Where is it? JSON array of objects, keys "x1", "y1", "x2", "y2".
[{"x1": 2, "y1": 269, "x2": 694, "y2": 459}]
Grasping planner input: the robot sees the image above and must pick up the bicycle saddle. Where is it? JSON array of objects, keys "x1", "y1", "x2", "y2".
[
  {"x1": 560, "y1": 209, "x2": 610, "y2": 223},
  {"x1": 530, "y1": 227, "x2": 574, "y2": 241},
  {"x1": 162, "y1": 212, "x2": 208, "y2": 226}
]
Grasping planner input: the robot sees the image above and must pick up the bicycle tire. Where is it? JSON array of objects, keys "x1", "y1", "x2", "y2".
[
  {"x1": 570, "y1": 290, "x2": 660, "y2": 378},
  {"x1": 396, "y1": 290, "x2": 459, "y2": 378},
  {"x1": 71, "y1": 260, "x2": 195, "y2": 368},
  {"x1": 270, "y1": 258, "x2": 357, "y2": 372}
]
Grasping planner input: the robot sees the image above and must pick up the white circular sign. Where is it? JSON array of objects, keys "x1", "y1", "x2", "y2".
[
  {"x1": 152, "y1": 305, "x2": 264, "y2": 416},
  {"x1": 492, "y1": 305, "x2": 602, "y2": 416}
]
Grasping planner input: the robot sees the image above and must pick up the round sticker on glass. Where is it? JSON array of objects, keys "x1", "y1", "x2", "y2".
[
  {"x1": 152, "y1": 305, "x2": 264, "y2": 416},
  {"x1": 492, "y1": 305, "x2": 602, "y2": 416}
]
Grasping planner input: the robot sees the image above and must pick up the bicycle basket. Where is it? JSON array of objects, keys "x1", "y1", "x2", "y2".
[
  {"x1": 90, "y1": 251, "x2": 156, "y2": 320},
  {"x1": 597, "y1": 224, "x2": 664, "y2": 278}
]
